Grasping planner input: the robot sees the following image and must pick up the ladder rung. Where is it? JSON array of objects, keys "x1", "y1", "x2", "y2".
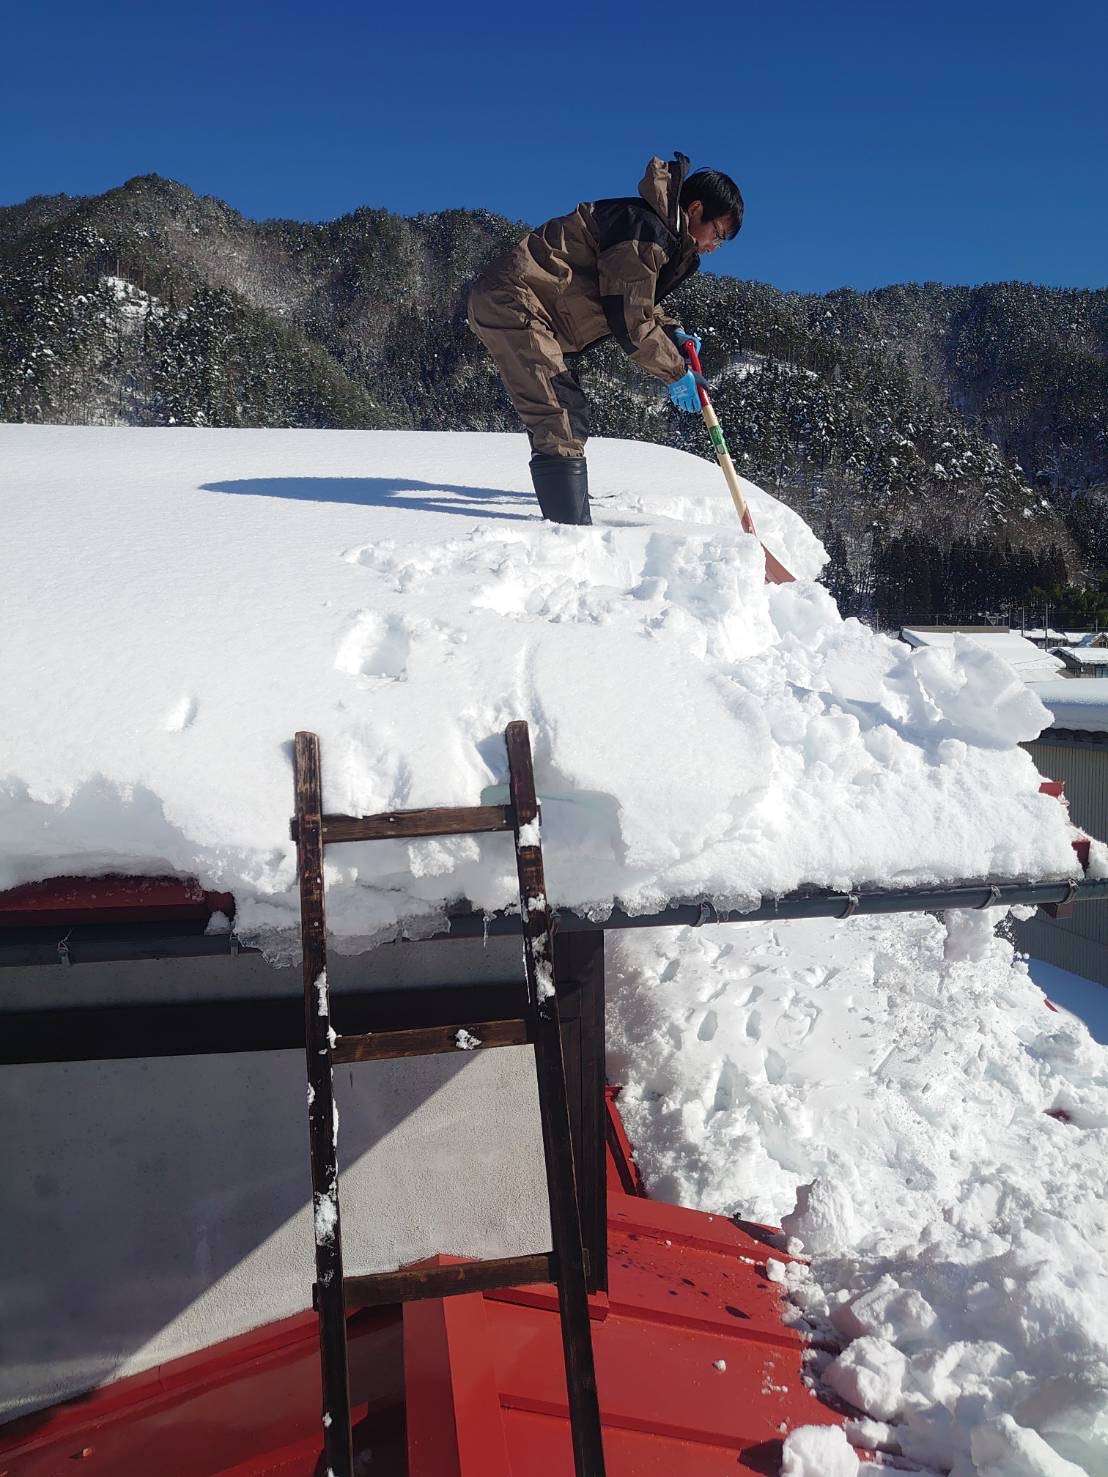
[
  {"x1": 334, "y1": 1252, "x2": 557, "y2": 1310},
  {"x1": 332, "y1": 1018, "x2": 533, "y2": 1063},
  {"x1": 290, "y1": 804, "x2": 514, "y2": 845}
]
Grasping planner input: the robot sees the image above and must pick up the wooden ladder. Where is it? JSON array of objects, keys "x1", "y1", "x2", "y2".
[{"x1": 291, "y1": 720, "x2": 606, "y2": 1477}]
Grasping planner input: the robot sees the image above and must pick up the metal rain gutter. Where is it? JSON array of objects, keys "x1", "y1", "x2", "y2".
[
  {"x1": 1, "y1": 875, "x2": 1106, "y2": 968},
  {"x1": 526, "y1": 876, "x2": 1108, "y2": 933}
]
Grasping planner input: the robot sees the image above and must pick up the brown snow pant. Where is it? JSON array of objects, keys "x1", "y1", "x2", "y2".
[{"x1": 467, "y1": 285, "x2": 590, "y2": 458}]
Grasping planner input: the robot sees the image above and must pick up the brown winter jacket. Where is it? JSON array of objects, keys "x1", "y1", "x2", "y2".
[{"x1": 473, "y1": 153, "x2": 701, "y2": 383}]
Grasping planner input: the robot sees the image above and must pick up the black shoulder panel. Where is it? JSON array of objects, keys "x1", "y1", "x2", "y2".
[
  {"x1": 656, "y1": 251, "x2": 700, "y2": 304},
  {"x1": 592, "y1": 197, "x2": 676, "y2": 256},
  {"x1": 600, "y1": 295, "x2": 637, "y2": 354}
]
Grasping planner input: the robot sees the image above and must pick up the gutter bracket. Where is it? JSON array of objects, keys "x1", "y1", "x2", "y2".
[
  {"x1": 1039, "y1": 878, "x2": 1079, "y2": 920},
  {"x1": 838, "y1": 893, "x2": 860, "y2": 919},
  {"x1": 692, "y1": 900, "x2": 718, "y2": 928}
]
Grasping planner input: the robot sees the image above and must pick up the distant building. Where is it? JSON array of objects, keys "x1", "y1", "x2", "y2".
[
  {"x1": 900, "y1": 627, "x2": 1066, "y2": 684},
  {"x1": 1020, "y1": 681, "x2": 1108, "y2": 986},
  {"x1": 1054, "y1": 647, "x2": 1108, "y2": 679},
  {"x1": 1019, "y1": 628, "x2": 1096, "y2": 649}
]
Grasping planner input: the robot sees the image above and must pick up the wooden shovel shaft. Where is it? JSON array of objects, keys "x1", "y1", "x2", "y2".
[
  {"x1": 681, "y1": 342, "x2": 754, "y2": 528},
  {"x1": 681, "y1": 343, "x2": 795, "y2": 584}
]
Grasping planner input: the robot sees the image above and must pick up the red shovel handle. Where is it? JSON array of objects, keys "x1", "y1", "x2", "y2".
[{"x1": 681, "y1": 340, "x2": 711, "y2": 408}]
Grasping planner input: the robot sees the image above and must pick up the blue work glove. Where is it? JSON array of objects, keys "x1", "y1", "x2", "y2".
[
  {"x1": 667, "y1": 369, "x2": 708, "y2": 413},
  {"x1": 670, "y1": 328, "x2": 703, "y2": 355}
]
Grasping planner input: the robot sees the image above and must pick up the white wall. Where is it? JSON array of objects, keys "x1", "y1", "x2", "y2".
[{"x1": 0, "y1": 938, "x2": 550, "y2": 1421}]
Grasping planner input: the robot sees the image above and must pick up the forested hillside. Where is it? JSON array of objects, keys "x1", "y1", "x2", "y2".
[{"x1": 2, "y1": 174, "x2": 1105, "y2": 620}]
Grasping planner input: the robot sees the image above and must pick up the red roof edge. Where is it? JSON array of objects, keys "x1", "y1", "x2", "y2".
[{"x1": 0, "y1": 874, "x2": 235, "y2": 928}]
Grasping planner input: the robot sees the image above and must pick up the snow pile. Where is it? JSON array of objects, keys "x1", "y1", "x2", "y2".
[
  {"x1": 0, "y1": 425, "x2": 1088, "y2": 959},
  {"x1": 608, "y1": 913, "x2": 1108, "y2": 1475}
]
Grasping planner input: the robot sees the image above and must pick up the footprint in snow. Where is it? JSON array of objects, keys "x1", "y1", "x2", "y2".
[
  {"x1": 764, "y1": 1048, "x2": 788, "y2": 1085},
  {"x1": 163, "y1": 694, "x2": 198, "y2": 732},
  {"x1": 334, "y1": 612, "x2": 412, "y2": 681},
  {"x1": 335, "y1": 611, "x2": 462, "y2": 685}
]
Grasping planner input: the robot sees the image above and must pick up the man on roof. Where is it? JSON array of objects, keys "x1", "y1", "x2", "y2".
[{"x1": 468, "y1": 152, "x2": 744, "y2": 526}]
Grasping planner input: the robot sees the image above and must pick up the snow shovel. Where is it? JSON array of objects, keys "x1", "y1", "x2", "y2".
[{"x1": 681, "y1": 341, "x2": 796, "y2": 584}]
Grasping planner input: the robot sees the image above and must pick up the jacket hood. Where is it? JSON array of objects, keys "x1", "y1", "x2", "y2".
[{"x1": 638, "y1": 153, "x2": 690, "y2": 235}]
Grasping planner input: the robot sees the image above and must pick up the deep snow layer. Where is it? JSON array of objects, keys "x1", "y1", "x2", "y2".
[
  {"x1": 0, "y1": 425, "x2": 1089, "y2": 957},
  {"x1": 608, "y1": 914, "x2": 1108, "y2": 1476},
  {"x1": 1030, "y1": 680, "x2": 1108, "y2": 735}
]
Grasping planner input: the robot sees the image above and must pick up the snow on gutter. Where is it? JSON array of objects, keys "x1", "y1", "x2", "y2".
[{"x1": 2, "y1": 874, "x2": 1106, "y2": 967}]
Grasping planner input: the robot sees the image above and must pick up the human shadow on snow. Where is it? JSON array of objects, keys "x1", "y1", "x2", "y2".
[{"x1": 202, "y1": 475, "x2": 537, "y2": 522}]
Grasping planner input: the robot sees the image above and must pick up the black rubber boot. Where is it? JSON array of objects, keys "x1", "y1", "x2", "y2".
[{"x1": 529, "y1": 454, "x2": 592, "y2": 525}]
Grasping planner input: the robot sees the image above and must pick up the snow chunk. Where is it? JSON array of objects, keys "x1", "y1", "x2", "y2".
[
  {"x1": 534, "y1": 960, "x2": 556, "y2": 1001},
  {"x1": 825, "y1": 1336, "x2": 908, "y2": 1421},
  {"x1": 830, "y1": 1276, "x2": 937, "y2": 1345},
  {"x1": 781, "y1": 1178, "x2": 857, "y2": 1255},
  {"x1": 943, "y1": 906, "x2": 1005, "y2": 964},
  {"x1": 454, "y1": 1028, "x2": 482, "y2": 1051},
  {"x1": 970, "y1": 1415, "x2": 1087, "y2": 1475},
  {"x1": 314, "y1": 1190, "x2": 338, "y2": 1246},
  {"x1": 781, "y1": 1424, "x2": 859, "y2": 1476}
]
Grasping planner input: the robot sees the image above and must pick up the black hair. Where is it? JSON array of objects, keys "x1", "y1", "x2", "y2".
[{"x1": 679, "y1": 167, "x2": 744, "y2": 240}]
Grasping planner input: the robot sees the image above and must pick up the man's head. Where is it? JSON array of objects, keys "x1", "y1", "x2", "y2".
[{"x1": 680, "y1": 168, "x2": 744, "y2": 255}]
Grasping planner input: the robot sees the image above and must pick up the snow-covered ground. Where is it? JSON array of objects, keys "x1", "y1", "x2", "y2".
[
  {"x1": 0, "y1": 425, "x2": 1091, "y2": 961},
  {"x1": 609, "y1": 913, "x2": 1108, "y2": 1475}
]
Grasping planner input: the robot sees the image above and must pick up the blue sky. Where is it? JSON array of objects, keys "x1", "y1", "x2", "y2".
[{"x1": 3, "y1": 0, "x2": 1105, "y2": 293}]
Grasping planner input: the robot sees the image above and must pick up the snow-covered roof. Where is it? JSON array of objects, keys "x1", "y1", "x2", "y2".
[
  {"x1": 0, "y1": 426, "x2": 1088, "y2": 959},
  {"x1": 900, "y1": 628, "x2": 1065, "y2": 683},
  {"x1": 1020, "y1": 628, "x2": 1086, "y2": 642},
  {"x1": 1030, "y1": 680, "x2": 1108, "y2": 733},
  {"x1": 1056, "y1": 646, "x2": 1108, "y2": 668}
]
